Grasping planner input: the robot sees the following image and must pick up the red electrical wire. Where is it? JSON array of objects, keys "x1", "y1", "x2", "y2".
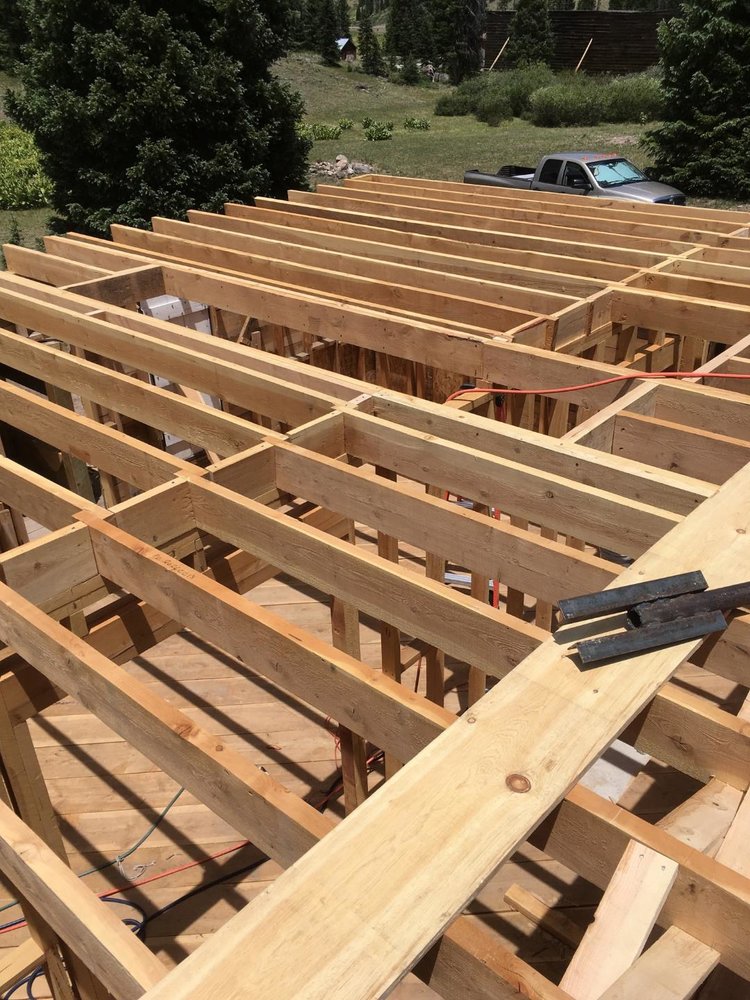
[{"x1": 445, "y1": 370, "x2": 750, "y2": 403}]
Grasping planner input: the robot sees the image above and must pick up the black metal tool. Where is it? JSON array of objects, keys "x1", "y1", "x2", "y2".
[{"x1": 557, "y1": 572, "x2": 749, "y2": 667}]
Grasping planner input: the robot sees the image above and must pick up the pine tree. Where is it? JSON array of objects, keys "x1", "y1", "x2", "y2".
[
  {"x1": 318, "y1": 0, "x2": 341, "y2": 62},
  {"x1": 6, "y1": 0, "x2": 311, "y2": 237},
  {"x1": 505, "y1": 0, "x2": 554, "y2": 66},
  {"x1": 336, "y1": 0, "x2": 350, "y2": 36},
  {"x1": 359, "y1": 7, "x2": 385, "y2": 75},
  {"x1": 433, "y1": 0, "x2": 486, "y2": 84},
  {"x1": 385, "y1": 0, "x2": 433, "y2": 71},
  {"x1": 645, "y1": 0, "x2": 750, "y2": 199}
]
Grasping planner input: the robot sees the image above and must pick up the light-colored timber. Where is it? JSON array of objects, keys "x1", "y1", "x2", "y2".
[{"x1": 0, "y1": 178, "x2": 747, "y2": 999}]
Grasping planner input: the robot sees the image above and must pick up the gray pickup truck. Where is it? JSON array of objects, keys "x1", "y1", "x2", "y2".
[{"x1": 465, "y1": 152, "x2": 686, "y2": 205}]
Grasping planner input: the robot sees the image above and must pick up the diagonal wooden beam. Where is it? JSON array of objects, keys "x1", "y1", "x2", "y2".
[
  {"x1": 136, "y1": 459, "x2": 750, "y2": 1000},
  {"x1": 0, "y1": 800, "x2": 165, "y2": 999}
]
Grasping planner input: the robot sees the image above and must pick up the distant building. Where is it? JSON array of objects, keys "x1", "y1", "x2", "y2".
[{"x1": 336, "y1": 37, "x2": 357, "y2": 62}]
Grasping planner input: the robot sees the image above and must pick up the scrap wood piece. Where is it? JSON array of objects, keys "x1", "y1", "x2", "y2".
[
  {"x1": 598, "y1": 926, "x2": 719, "y2": 1000},
  {"x1": 503, "y1": 883, "x2": 584, "y2": 949},
  {"x1": 559, "y1": 842, "x2": 678, "y2": 999}
]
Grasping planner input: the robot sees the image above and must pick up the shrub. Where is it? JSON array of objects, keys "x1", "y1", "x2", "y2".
[
  {"x1": 435, "y1": 66, "x2": 663, "y2": 128},
  {"x1": 475, "y1": 90, "x2": 513, "y2": 127},
  {"x1": 361, "y1": 116, "x2": 374, "y2": 129},
  {"x1": 500, "y1": 63, "x2": 556, "y2": 117},
  {"x1": 338, "y1": 118, "x2": 355, "y2": 131},
  {"x1": 603, "y1": 74, "x2": 664, "y2": 124},
  {"x1": 434, "y1": 63, "x2": 554, "y2": 121},
  {"x1": 528, "y1": 73, "x2": 664, "y2": 127},
  {"x1": 528, "y1": 82, "x2": 604, "y2": 127},
  {"x1": 364, "y1": 122, "x2": 393, "y2": 141},
  {"x1": 434, "y1": 91, "x2": 474, "y2": 116},
  {"x1": 385, "y1": 121, "x2": 395, "y2": 131},
  {"x1": 299, "y1": 122, "x2": 343, "y2": 141},
  {"x1": 403, "y1": 117, "x2": 431, "y2": 130},
  {"x1": 0, "y1": 122, "x2": 52, "y2": 211}
]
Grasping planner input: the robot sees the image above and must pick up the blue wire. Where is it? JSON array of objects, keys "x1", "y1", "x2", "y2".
[
  {"x1": 2, "y1": 965, "x2": 41, "y2": 1000},
  {"x1": 0, "y1": 787, "x2": 185, "y2": 921}
]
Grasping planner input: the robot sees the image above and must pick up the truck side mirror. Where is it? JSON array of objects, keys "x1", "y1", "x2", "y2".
[{"x1": 571, "y1": 177, "x2": 592, "y2": 191}]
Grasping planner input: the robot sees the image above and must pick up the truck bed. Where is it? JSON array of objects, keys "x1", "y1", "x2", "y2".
[{"x1": 464, "y1": 169, "x2": 533, "y2": 189}]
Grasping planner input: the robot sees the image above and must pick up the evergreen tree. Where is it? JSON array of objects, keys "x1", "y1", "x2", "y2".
[
  {"x1": 0, "y1": 0, "x2": 27, "y2": 67},
  {"x1": 317, "y1": 0, "x2": 341, "y2": 62},
  {"x1": 385, "y1": 0, "x2": 433, "y2": 70},
  {"x1": 359, "y1": 7, "x2": 385, "y2": 75},
  {"x1": 6, "y1": 0, "x2": 310, "y2": 237},
  {"x1": 645, "y1": 0, "x2": 750, "y2": 199},
  {"x1": 552, "y1": 0, "x2": 575, "y2": 9},
  {"x1": 576, "y1": 0, "x2": 596, "y2": 10},
  {"x1": 336, "y1": 0, "x2": 350, "y2": 35},
  {"x1": 433, "y1": 0, "x2": 486, "y2": 84},
  {"x1": 505, "y1": 0, "x2": 554, "y2": 66},
  {"x1": 289, "y1": 0, "x2": 319, "y2": 47}
]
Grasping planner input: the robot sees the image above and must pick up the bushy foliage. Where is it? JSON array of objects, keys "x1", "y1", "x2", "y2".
[
  {"x1": 364, "y1": 120, "x2": 393, "y2": 140},
  {"x1": 0, "y1": 121, "x2": 52, "y2": 210},
  {"x1": 528, "y1": 80, "x2": 601, "y2": 125},
  {"x1": 403, "y1": 116, "x2": 430, "y2": 129},
  {"x1": 434, "y1": 63, "x2": 554, "y2": 121},
  {"x1": 644, "y1": 0, "x2": 750, "y2": 199},
  {"x1": 338, "y1": 117, "x2": 355, "y2": 130},
  {"x1": 0, "y1": 0, "x2": 27, "y2": 67},
  {"x1": 434, "y1": 90, "x2": 474, "y2": 116},
  {"x1": 436, "y1": 66, "x2": 662, "y2": 128},
  {"x1": 529, "y1": 73, "x2": 663, "y2": 126},
  {"x1": 506, "y1": 0, "x2": 554, "y2": 68},
  {"x1": 6, "y1": 0, "x2": 310, "y2": 237},
  {"x1": 299, "y1": 121, "x2": 343, "y2": 139},
  {"x1": 361, "y1": 116, "x2": 375, "y2": 128},
  {"x1": 605, "y1": 73, "x2": 663, "y2": 122}
]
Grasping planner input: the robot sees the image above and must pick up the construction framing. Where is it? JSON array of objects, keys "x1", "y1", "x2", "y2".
[{"x1": 0, "y1": 178, "x2": 748, "y2": 999}]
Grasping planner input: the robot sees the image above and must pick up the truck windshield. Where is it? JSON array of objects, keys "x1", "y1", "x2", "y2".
[{"x1": 588, "y1": 159, "x2": 647, "y2": 188}]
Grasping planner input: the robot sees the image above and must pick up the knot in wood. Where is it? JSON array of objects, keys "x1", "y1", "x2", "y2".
[{"x1": 506, "y1": 773, "x2": 531, "y2": 793}]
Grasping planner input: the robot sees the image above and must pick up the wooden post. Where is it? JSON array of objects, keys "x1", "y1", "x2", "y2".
[
  {"x1": 575, "y1": 38, "x2": 594, "y2": 74},
  {"x1": 330, "y1": 521, "x2": 369, "y2": 813}
]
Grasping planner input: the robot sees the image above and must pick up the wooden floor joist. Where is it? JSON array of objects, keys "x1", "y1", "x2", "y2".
[{"x1": 0, "y1": 178, "x2": 748, "y2": 999}]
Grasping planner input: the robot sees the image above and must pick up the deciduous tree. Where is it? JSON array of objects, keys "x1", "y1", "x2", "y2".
[{"x1": 7, "y1": 0, "x2": 311, "y2": 236}]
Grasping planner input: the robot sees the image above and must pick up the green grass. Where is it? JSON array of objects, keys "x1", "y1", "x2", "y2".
[{"x1": 276, "y1": 54, "x2": 653, "y2": 182}]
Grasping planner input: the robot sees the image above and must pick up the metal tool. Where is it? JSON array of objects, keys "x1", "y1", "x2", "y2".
[{"x1": 557, "y1": 571, "x2": 750, "y2": 667}]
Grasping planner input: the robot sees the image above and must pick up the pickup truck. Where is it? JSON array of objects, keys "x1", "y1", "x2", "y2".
[{"x1": 464, "y1": 152, "x2": 686, "y2": 205}]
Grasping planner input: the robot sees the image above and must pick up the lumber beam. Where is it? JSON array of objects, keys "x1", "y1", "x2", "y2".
[
  {"x1": 0, "y1": 575, "x2": 333, "y2": 868},
  {"x1": 187, "y1": 474, "x2": 544, "y2": 678},
  {"x1": 137, "y1": 458, "x2": 750, "y2": 1000},
  {"x1": 0, "y1": 800, "x2": 165, "y2": 999},
  {"x1": 77, "y1": 513, "x2": 452, "y2": 764}
]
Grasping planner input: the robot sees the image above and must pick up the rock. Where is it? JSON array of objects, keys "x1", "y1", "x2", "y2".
[{"x1": 309, "y1": 157, "x2": 377, "y2": 179}]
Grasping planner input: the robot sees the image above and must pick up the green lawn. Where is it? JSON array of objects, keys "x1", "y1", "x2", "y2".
[
  {"x1": 276, "y1": 54, "x2": 750, "y2": 211},
  {"x1": 276, "y1": 54, "x2": 653, "y2": 182}
]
